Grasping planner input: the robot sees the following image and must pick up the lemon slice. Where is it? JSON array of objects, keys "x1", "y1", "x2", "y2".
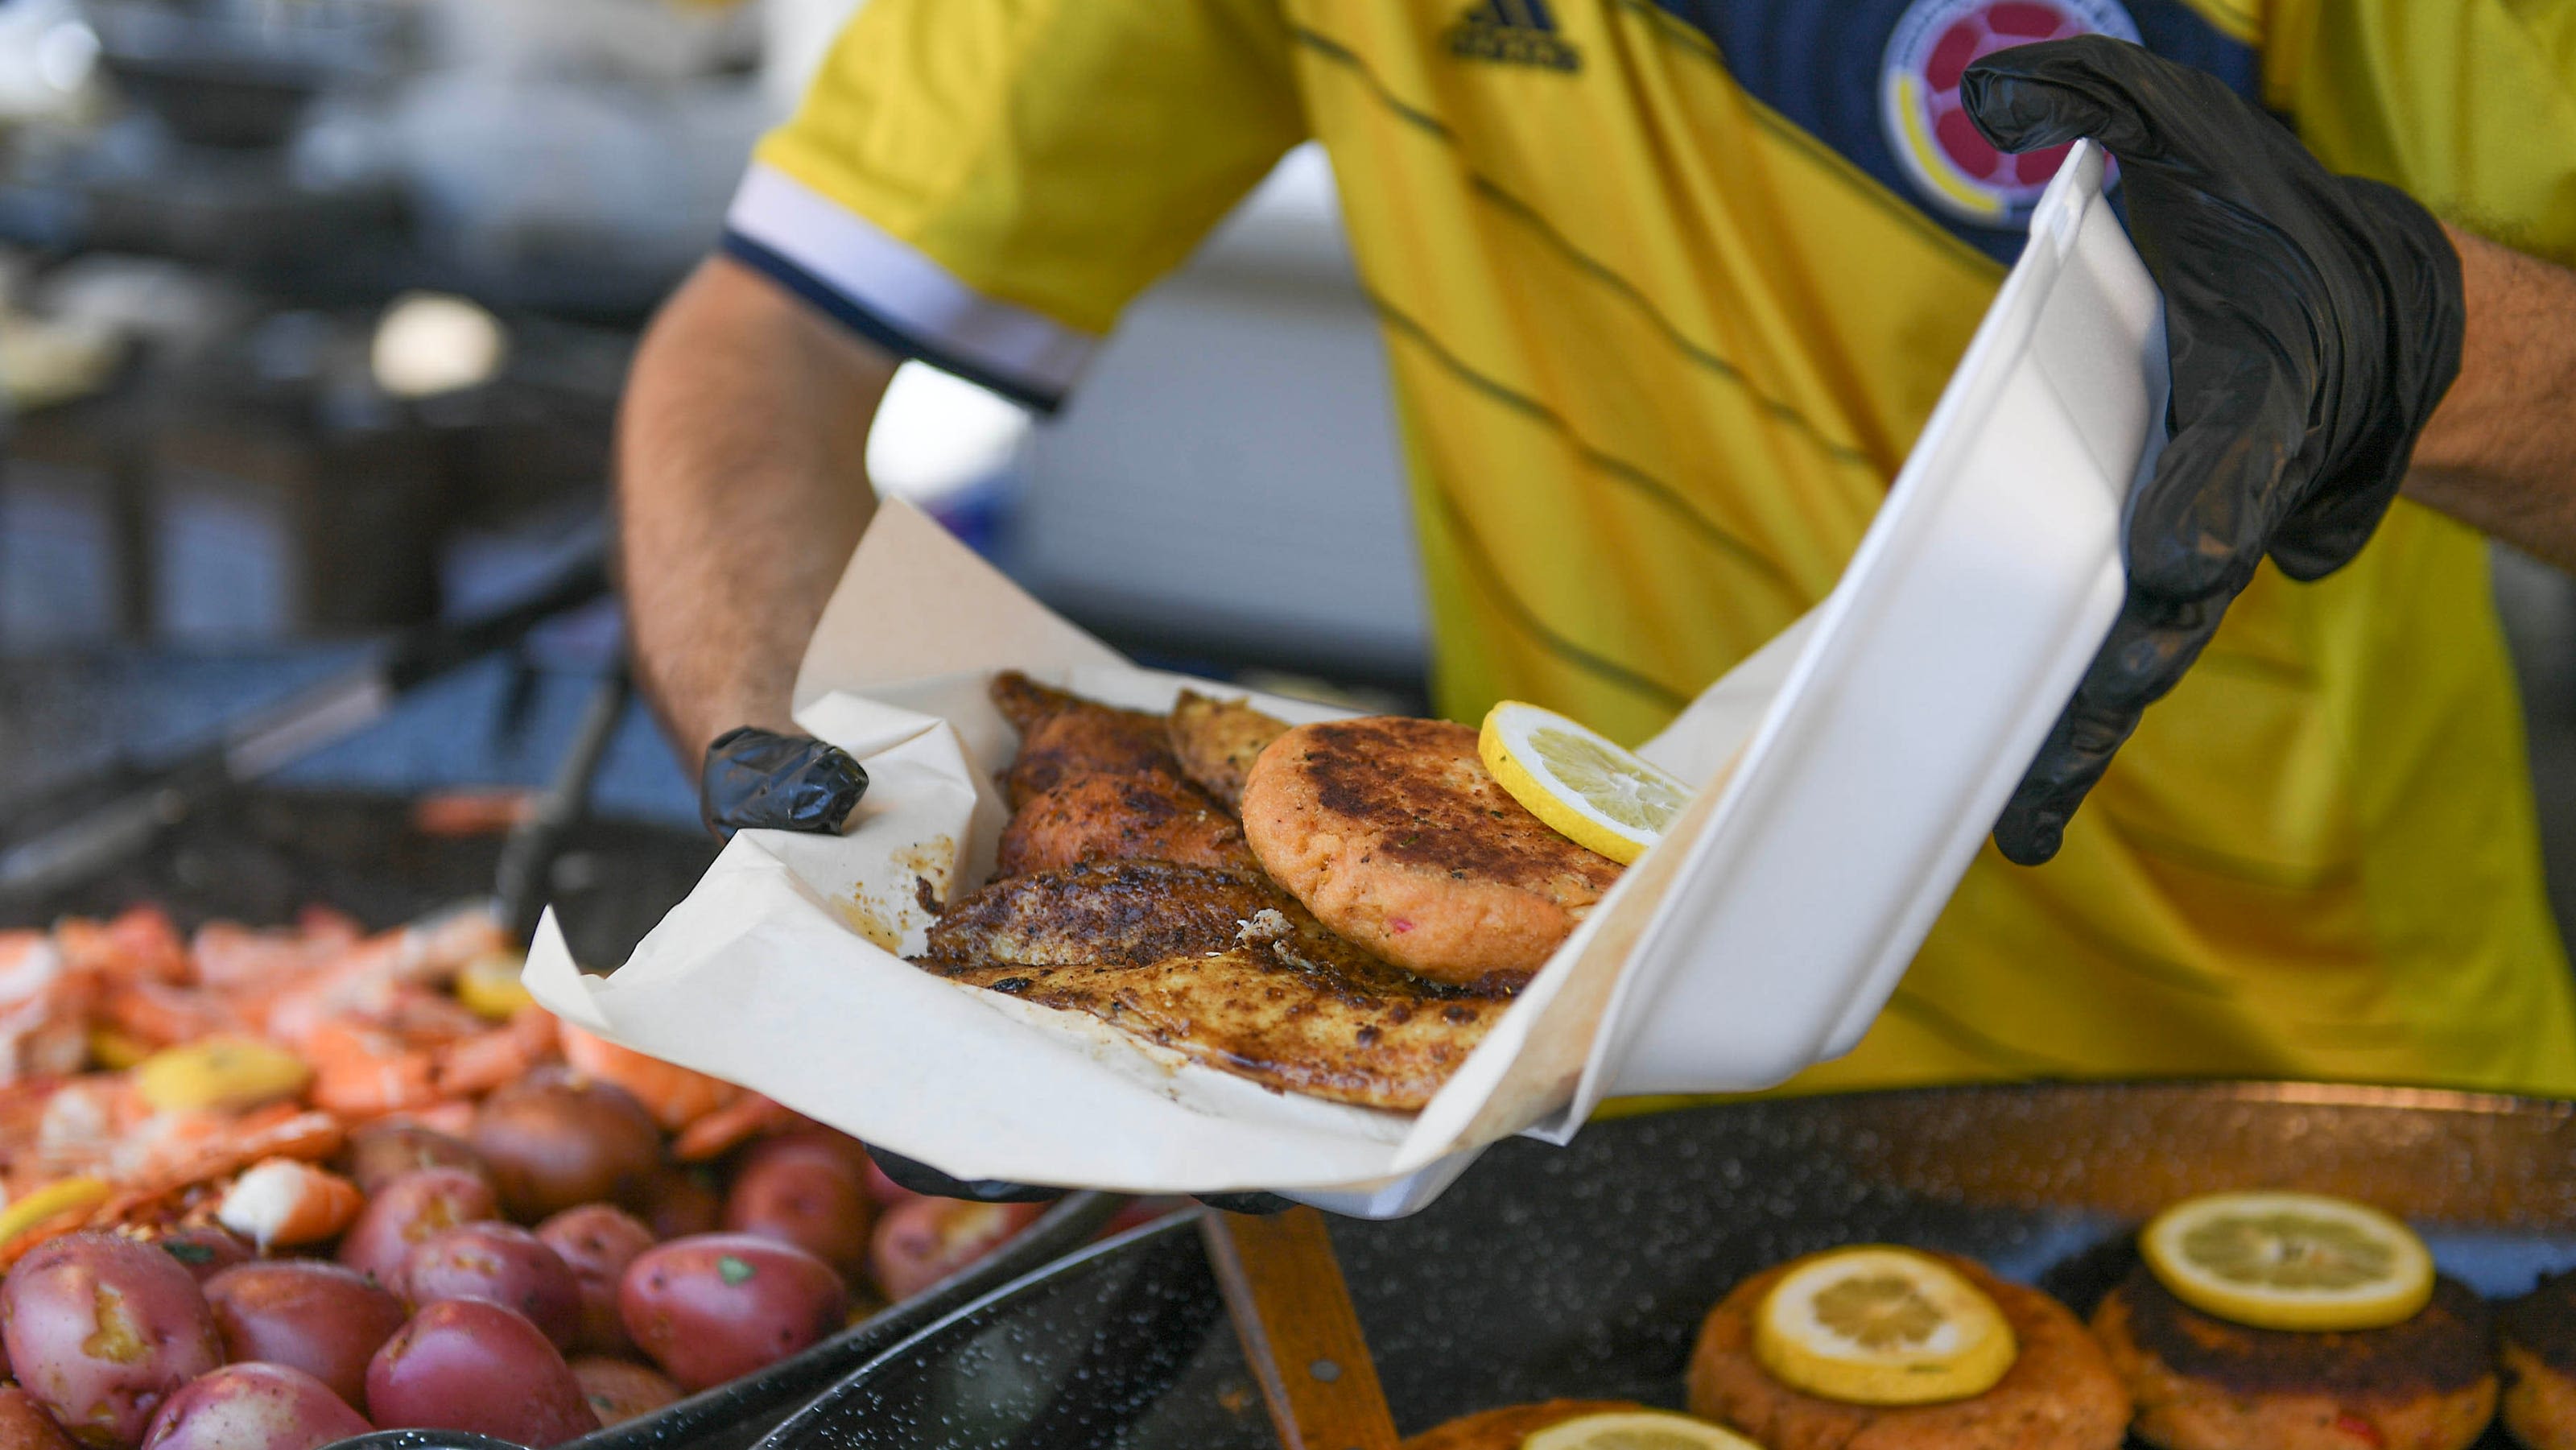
[
  {"x1": 1480, "y1": 702, "x2": 1692, "y2": 865},
  {"x1": 2139, "y1": 1190, "x2": 2434, "y2": 1332},
  {"x1": 1521, "y1": 1411, "x2": 1762, "y2": 1450},
  {"x1": 1752, "y1": 1246, "x2": 2017, "y2": 1406}
]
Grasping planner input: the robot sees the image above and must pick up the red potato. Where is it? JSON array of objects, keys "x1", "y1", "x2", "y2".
[
  {"x1": 146, "y1": 1228, "x2": 252, "y2": 1287},
  {"x1": 869, "y1": 1199, "x2": 1044, "y2": 1302},
  {"x1": 202, "y1": 1261, "x2": 407, "y2": 1413},
  {"x1": 342, "y1": 1122, "x2": 491, "y2": 1197},
  {"x1": 365, "y1": 1299, "x2": 597, "y2": 1448},
  {"x1": 1, "y1": 1231, "x2": 224, "y2": 1448},
  {"x1": 472, "y1": 1077, "x2": 662, "y2": 1221},
  {"x1": 138, "y1": 1363, "x2": 371, "y2": 1450},
  {"x1": 535, "y1": 1205, "x2": 655, "y2": 1356},
  {"x1": 336, "y1": 1167, "x2": 499, "y2": 1290},
  {"x1": 860, "y1": 1155, "x2": 925, "y2": 1208},
  {"x1": 639, "y1": 1168, "x2": 722, "y2": 1241},
  {"x1": 617, "y1": 1234, "x2": 847, "y2": 1392},
  {"x1": 723, "y1": 1133, "x2": 875, "y2": 1279},
  {"x1": 568, "y1": 1357, "x2": 681, "y2": 1427},
  {"x1": 401, "y1": 1224, "x2": 582, "y2": 1349},
  {"x1": 0, "y1": 1383, "x2": 75, "y2": 1450}
]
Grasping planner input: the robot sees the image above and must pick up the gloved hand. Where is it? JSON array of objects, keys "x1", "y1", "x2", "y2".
[
  {"x1": 701, "y1": 728, "x2": 1287, "y2": 1212},
  {"x1": 1960, "y1": 36, "x2": 2465, "y2": 865},
  {"x1": 699, "y1": 726, "x2": 869, "y2": 841}
]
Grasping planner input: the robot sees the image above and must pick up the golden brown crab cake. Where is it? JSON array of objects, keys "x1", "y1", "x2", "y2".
[
  {"x1": 2491, "y1": 1269, "x2": 2574, "y2": 1450},
  {"x1": 2091, "y1": 1265, "x2": 2496, "y2": 1450},
  {"x1": 1686, "y1": 1252, "x2": 2128, "y2": 1450},
  {"x1": 1239, "y1": 717, "x2": 1622, "y2": 990},
  {"x1": 1400, "y1": 1400, "x2": 1660, "y2": 1450}
]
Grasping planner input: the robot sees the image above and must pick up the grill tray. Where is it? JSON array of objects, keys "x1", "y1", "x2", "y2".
[{"x1": 764, "y1": 1082, "x2": 2576, "y2": 1449}]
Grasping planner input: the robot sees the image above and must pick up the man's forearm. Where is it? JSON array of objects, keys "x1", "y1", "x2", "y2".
[
  {"x1": 617, "y1": 254, "x2": 895, "y2": 762},
  {"x1": 2404, "y1": 226, "x2": 2576, "y2": 569}
]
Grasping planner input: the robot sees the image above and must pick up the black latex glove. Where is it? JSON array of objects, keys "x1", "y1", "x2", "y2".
[
  {"x1": 699, "y1": 726, "x2": 869, "y2": 841},
  {"x1": 1961, "y1": 36, "x2": 2465, "y2": 865}
]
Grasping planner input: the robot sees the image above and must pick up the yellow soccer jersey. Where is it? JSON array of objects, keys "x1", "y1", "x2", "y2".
[{"x1": 729, "y1": 0, "x2": 2576, "y2": 1096}]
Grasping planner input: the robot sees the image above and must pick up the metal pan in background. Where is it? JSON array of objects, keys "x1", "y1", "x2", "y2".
[
  {"x1": 2, "y1": 786, "x2": 1125, "y2": 1450},
  {"x1": 762, "y1": 1082, "x2": 2576, "y2": 1450}
]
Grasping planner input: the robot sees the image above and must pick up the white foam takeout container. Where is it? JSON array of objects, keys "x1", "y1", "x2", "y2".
[{"x1": 524, "y1": 143, "x2": 2164, "y2": 1217}]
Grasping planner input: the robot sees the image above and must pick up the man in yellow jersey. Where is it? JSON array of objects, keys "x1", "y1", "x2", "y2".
[{"x1": 620, "y1": 2, "x2": 2576, "y2": 1127}]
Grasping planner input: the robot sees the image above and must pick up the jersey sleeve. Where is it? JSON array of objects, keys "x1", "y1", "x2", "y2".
[
  {"x1": 726, "y1": 0, "x2": 1306, "y2": 409},
  {"x1": 2264, "y1": 0, "x2": 2576, "y2": 265}
]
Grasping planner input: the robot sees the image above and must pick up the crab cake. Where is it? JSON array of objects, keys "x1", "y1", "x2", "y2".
[
  {"x1": 2496, "y1": 1270, "x2": 2576, "y2": 1449},
  {"x1": 1240, "y1": 717, "x2": 1622, "y2": 989},
  {"x1": 1687, "y1": 1253, "x2": 2128, "y2": 1450},
  {"x1": 1401, "y1": 1400, "x2": 1657, "y2": 1450},
  {"x1": 2091, "y1": 1264, "x2": 2496, "y2": 1450}
]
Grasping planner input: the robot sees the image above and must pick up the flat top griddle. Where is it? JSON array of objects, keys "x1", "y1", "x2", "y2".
[{"x1": 766, "y1": 1082, "x2": 2576, "y2": 1450}]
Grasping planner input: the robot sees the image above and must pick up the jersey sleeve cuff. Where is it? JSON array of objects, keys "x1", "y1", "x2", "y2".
[{"x1": 721, "y1": 162, "x2": 1099, "y2": 412}]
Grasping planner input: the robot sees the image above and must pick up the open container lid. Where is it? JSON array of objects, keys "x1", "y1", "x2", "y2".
[{"x1": 524, "y1": 141, "x2": 2164, "y2": 1217}]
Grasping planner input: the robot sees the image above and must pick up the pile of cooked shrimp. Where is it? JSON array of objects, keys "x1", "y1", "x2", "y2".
[{"x1": 0, "y1": 904, "x2": 1061, "y2": 1448}]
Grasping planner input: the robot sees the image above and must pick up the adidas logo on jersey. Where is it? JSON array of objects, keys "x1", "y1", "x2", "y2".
[{"x1": 1446, "y1": 0, "x2": 1580, "y2": 72}]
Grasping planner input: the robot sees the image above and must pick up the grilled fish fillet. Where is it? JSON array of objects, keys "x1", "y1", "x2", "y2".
[
  {"x1": 1167, "y1": 691, "x2": 1290, "y2": 813},
  {"x1": 995, "y1": 773, "x2": 1257, "y2": 878},
  {"x1": 919, "y1": 861, "x2": 1502, "y2": 1109},
  {"x1": 989, "y1": 671, "x2": 1181, "y2": 810}
]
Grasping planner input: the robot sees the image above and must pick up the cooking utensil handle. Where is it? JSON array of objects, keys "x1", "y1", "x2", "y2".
[
  {"x1": 1199, "y1": 1207, "x2": 1402, "y2": 1450},
  {"x1": 494, "y1": 662, "x2": 631, "y2": 945}
]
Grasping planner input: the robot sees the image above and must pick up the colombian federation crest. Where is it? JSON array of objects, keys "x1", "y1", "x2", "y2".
[{"x1": 1880, "y1": 0, "x2": 2137, "y2": 228}]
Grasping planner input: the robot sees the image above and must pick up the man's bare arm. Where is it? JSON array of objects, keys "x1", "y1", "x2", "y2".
[
  {"x1": 2405, "y1": 227, "x2": 2576, "y2": 569},
  {"x1": 617, "y1": 254, "x2": 896, "y2": 762}
]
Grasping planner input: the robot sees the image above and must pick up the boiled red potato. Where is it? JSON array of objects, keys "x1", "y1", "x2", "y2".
[
  {"x1": 536, "y1": 1204, "x2": 657, "y2": 1356},
  {"x1": 723, "y1": 1131, "x2": 876, "y2": 1279},
  {"x1": 336, "y1": 1167, "x2": 500, "y2": 1289},
  {"x1": 138, "y1": 1363, "x2": 370, "y2": 1450},
  {"x1": 202, "y1": 1260, "x2": 407, "y2": 1414},
  {"x1": 472, "y1": 1076, "x2": 662, "y2": 1221},
  {"x1": 0, "y1": 1231, "x2": 224, "y2": 1447},
  {"x1": 569, "y1": 1357, "x2": 683, "y2": 1427},
  {"x1": 342, "y1": 1121, "x2": 493, "y2": 1197},
  {"x1": 145, "y1": 1227, "x2": 253, "y2": 1286},
  {"x1": 618, "y1": 1234, "x2": 848, "y2": 1392},
  {"x1": 365, "y1": 1298, "x2": 598, "y2": 1448},
  {"x1": 869, "y1": 1200, "x2": 1045, "y2": 1301},
  {"x1": 402, "y1": 1223, "x2": 583, "y2": 1349},
  {"x1": 0, "y1": 1384, "x2": 73, "y2": 1449},
  {"x1": 861, "y1": 1155, "x2": 925, "y2": 1208},
  {"x1": 639, "y1": 1168, "x2": 723, "y2": 1241}
]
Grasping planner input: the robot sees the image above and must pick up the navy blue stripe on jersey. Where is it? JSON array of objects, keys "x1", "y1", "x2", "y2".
[
  {"x1": 1644, "y1": 0, "x2": 2259, "y2": 262},
  {"x1": 720, "y1": 230, "x2": 1067, "y2": 413}
]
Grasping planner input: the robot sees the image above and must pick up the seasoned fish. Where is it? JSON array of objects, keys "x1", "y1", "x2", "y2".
[
  {"x1": 989, "y1": 671, "x2": 1181, "y2": 810},
  {"x1": 1167, "y1": 691, "x2": 1290, "y2": 813},
  {"x1": 995, "y1": 774, "x2": 1257, "y2": 878},
  {"x1": 919, "y1": 861, "x2": 1502, "y2": 1110}
]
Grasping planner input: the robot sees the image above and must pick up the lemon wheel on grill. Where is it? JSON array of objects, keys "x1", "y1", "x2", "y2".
[
  {"x1": 1519, "y1": 1410, "x2": 1762, "y2": 1450},
  {"x1": 2138, "y1": 1189, "x2": 2434, "y2": 1332},
  {"x1": 1750, "y1": 1246, "x2": 2017, "y2": 1406}
]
